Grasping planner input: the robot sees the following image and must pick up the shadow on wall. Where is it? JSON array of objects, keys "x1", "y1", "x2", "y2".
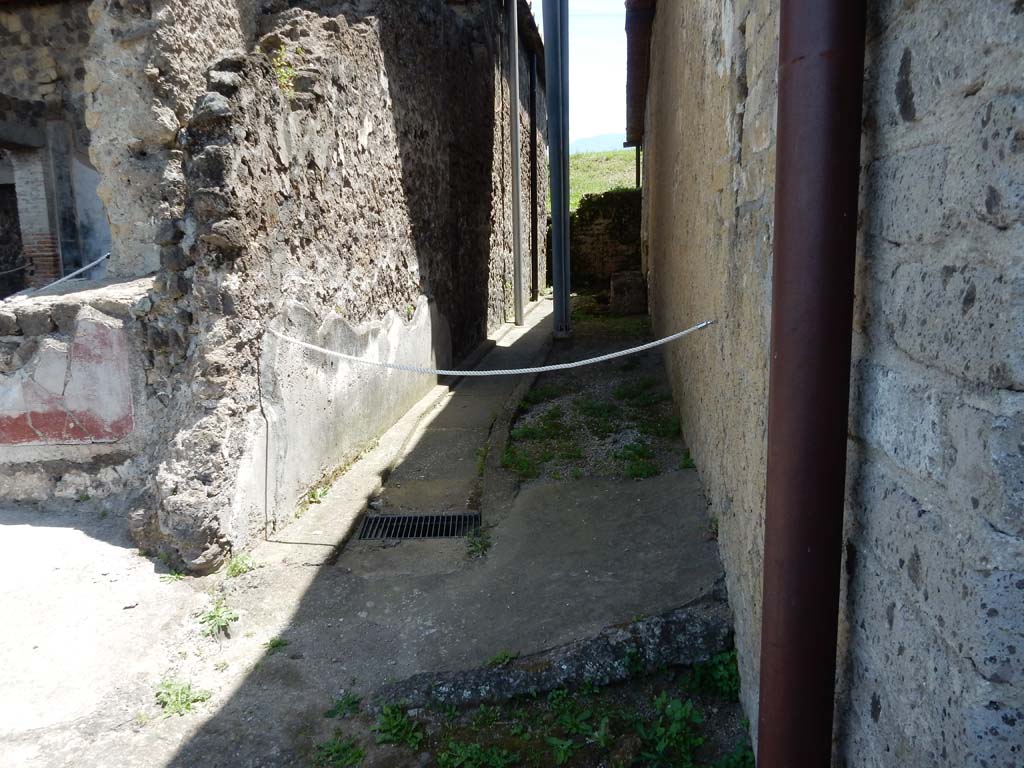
[{"x1": 363, "y1": 0, "x2": 500, "y2": 362}]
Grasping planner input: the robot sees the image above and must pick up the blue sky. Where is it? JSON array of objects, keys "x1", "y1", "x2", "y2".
[{"x1": 530, "y1": 0, "x2": 627, "y2": 142}]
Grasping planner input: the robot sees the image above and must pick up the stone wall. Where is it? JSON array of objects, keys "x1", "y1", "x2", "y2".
[
  {"x1": 0, "y1": 1, "x2": 91, "y2": 148},
  {"x1": 640, "y1": 1, "x2": 1022, "y2": 765},
  {"x1": 123, "y1": 0, "x2": 547, "y2": 571},
  {"x1": 1, "y1": 1, "x2": 547, "y2": 574},
  {"x1": 569, "y1": 187, "x2": 641, "y2": 286}
]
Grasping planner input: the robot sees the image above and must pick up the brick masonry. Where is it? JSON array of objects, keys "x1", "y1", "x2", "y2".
[
  {"x1": 8, "y1": 148, "x2": 61, "y2": 286},
  {"x1": 640, "y1": 1, "x2": 1022, "y2": 765}
]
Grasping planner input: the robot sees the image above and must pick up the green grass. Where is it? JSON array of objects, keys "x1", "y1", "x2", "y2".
[
  {"x1": 569, "y1": 150, "x2": 635, "y2": 210},
  {"x1": 522, "y1": 382, "x2": 571, "y2": 406},
  {"x1": 312, "y1": 733, "x2": 365, "y2": 767},
  {"x1": 501, "y1": 445, "x2": 541, "y2": 479},
  {"x1": 437, "y1": 741, "x2": 519, "y2": 768},
  {"x1": 155, "y1": 679, "x2": 211, "y2": 717}
]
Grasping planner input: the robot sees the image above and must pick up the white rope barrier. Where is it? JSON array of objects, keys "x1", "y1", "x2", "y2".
[
  {"x1": 0, "y1": 263, "x2": 28, "y2": 277},
  {"x1": 266, "y1": 319, "x2": 714, "y2": 377},
  {"x1": 28, "y1": 252, "x2": 110, "y2": 295}
]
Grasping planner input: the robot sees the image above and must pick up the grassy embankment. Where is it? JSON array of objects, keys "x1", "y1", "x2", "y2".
[{"x1": 568, "y1": 149, "x2": 636, "y2": 211}]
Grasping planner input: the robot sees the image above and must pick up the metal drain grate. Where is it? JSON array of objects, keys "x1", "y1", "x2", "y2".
[{"x1": 357, "y1": 512, "x2": 481, "y2": 540}]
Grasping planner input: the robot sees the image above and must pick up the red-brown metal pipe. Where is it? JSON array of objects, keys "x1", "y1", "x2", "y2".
[{"x1": 757, "y1": 1, "x2": 867, "y2": 766}]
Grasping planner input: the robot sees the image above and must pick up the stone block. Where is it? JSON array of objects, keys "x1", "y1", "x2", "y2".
[
  {"x1": 862, "y1": 143, "x2": 949, "y2": 245},
  {"x1": 862, "y1": 247, "x2": 1024, "y2": 390},
  {"x1": 609, "y1": 270, "x2": 647, "y2": 315},
  {"x1": 849, "y1": 359, "x2": 953, "y2": 482}
]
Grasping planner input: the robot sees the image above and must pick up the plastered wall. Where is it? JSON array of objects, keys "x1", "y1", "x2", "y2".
[{"x1": 641, "y1": 1, "x2": 1022, "y2": 765}]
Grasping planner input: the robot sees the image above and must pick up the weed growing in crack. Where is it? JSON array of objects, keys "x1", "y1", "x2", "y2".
[
  {"x1": 200, "y1": 598, "x2": 238, "y2": 638},
  {"x1": 465, "y1": 527, "x2": 493, "y2": 559},
  {"x1": 155, "y1": 679, "x2": 211, "y2": 716},
  {"x1": 159, "y1": 571, "x2": 185, "y2": 583},
  {"x1": 680, "y1": 449, "x2": 696, "y2": 470},
  {"x1": 307, "y1": 486, "x2": 329, "y2": 505},
  {"x1": 372, "y1": 704, "x2": 424, "y2": 750},
  {"x1": 324, "y1": 692, "x2": 362, "y2": 719},
  {"x1": 225, "y1": 553, "x2": 255, "y2": 577},
  {"x1": 475, "y1": 445, "x2": 489, "y2": 477},
  {"x1": 487, "y1": 650, "x2": 520, "y2": 668},
  {"x1": 271, "y1": 46, "x2": 302, "y2": 95},
  {"x1": 312, "y1": 733, "x2": 364, "y2": 767}
]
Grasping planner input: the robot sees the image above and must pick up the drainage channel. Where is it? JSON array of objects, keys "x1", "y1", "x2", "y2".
[{"x1": 356, "y1": 512, "x2": 481, "y2": 541}]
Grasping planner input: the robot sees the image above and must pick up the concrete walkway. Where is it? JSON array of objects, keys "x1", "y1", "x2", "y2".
[{"x1": 0, "y1": 298, "x2": 726, "y2": 767}]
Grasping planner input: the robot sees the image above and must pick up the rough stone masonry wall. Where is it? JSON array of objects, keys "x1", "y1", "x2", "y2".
[
  {"x1": 127, "y1": 1, "x2": 546, "y2": 572},
  {"x1": 641, "y1": 1, "x2": 1022, "y2": 766},
  {"x1": 84, "y1": 0, "x2": 261, "y2": 277},
  {"x1": 570, "y1": 187, "x2": 641, "y2": 286}
]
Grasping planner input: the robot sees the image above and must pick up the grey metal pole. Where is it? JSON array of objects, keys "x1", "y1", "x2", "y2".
[
  {"x1": 559, "y1": 0, "x2": 571, "y2": 336},
  {"x1": 508, "y1": 0, "x2": 524, "y2": 326},
  {"x1": 542, "y1": 0, "x2": 569, "y2": 337}
]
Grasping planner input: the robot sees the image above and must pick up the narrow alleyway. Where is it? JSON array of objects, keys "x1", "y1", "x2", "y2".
[{"x1": 0, "y1": 297, "x2": 740, "y2": 767}]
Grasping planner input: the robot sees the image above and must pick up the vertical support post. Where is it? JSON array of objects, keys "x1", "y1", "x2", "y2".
[
  {"x1": 558, "y1": 0, "x2": 570, "y2": 333},
  {"x1": 635, "y1": 143, "x2": 641, "y2": 188},
  {"x1": 529, "y1": 52, "x2": 539, "y2": 302},
  {"x1": 544, "y1": 0, "x2": 571, "y2": 337},
  {"x1": 757, "y1": 2, "x2": 867, "y2": 767},
  {"x1": 507, "y1": 0, "x2": 524, "y2": 325}
]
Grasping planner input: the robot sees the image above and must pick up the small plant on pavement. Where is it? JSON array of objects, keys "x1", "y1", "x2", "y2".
[
  {"x1": 225, "y1": 553, "x2": 255, "y2": 577},
  {"x1": 159, "y1": 571, "x2": 185, "y2": 583},
  {"x1": 466, "y1": 526, "x2": 493, "y2": 559},
  {"x1": 155, "y1": 679, "x2": 211, "y2": 717},
  {"x1": 324, "y1": 692, "x2": 362, "y2": 719},
  {"x1": 263, "y1": 637, "x2": 289, "y2": 655},
  {"x1": 372, "y1": 704, "x2": 424, "y2": 750},
  {"x1": 312, "y1": 733, "x2": 364, "y2": 767},
  {"x1": 200, "y1": 597, "x2": 239, "y2": 638},
  {"x1": 307, "y1": 486, "x2": 329, "y2": 504},
  {"x1": 680, "y1": 449, "x2": 696, "y2": 470}
]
